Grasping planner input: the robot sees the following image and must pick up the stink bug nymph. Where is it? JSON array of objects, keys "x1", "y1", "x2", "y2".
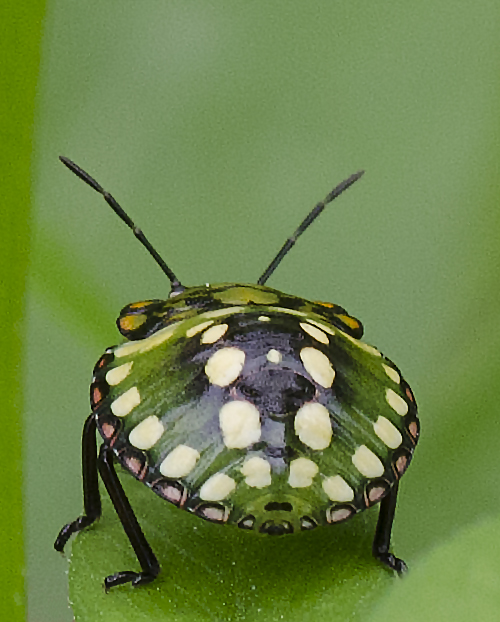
[{"x1": 55, "y1": 157, "x2": 419, "y2": 590}]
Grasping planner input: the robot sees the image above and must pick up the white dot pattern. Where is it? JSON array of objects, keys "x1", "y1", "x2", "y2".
[
  {"x1": 382, "y1": 364, "x2": 400, "y2": 384},
  {"x1": 219, "y1": 400, "x2": 261, "y2": 448},
  {"x1": 352, "y1": 445, "x2": 384, "y2": 478},
  {"x1": 294, "y1": 402, "x2": 333, "y2": 450},
  {"x1": 266, "y1": 348, "x2": 282, "y2": 363},
  {"x1": 306, "y1": 319, "x2": 335, "y2": 335},
  {"x1": 386, "y1": 388, "x2": 408, "y2": 416},
  {"x1": 300, "y1": 322, "x2": 329, "y2": 344},
  {"x1": 288, "y1": 457, "x2": 319, "y2": 488},
  {"x1": 201, "y1": 323, "x2": 229, "y2": 344},
  {"x1": 322, "y1": 475, "x2": 354, "y2": 502},
  {"x1": 186, "y1": 320, "x2": 214, "y2": 338},
  {"x1": 106, "y1": 361, "x2": 133, "y2": 386},
  {"x1": 241, "y1": 456, "x2": 272, "y2": 488},
  {"x1": 199, "y1": 473, "x2": 236, "y2": 501},
  {"x1": 159, "y1": 444, "x2": 200, "y2": 478},
  {"x1": 110, "y1": 386, "x2": 141, "y2": 417},
  {"x1": 205, "y1": 347, "x2": 245, "y2": 386},
  {"x1": 299, "y1": 347, "x2": 335, "y2": 388},
  {"x1": 129, "y1": 415, "x2": 164, "y2": 450},
  {"x1": 373, "y1": 416, "x2": 402, "y2": 449}
]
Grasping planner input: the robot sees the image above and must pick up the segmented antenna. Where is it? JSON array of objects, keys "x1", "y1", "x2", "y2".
[
  {"x1": 60, "y1": 157, "x2": 184, "y2": 294},
  {"x1": 257, "y1": 171, "x2": 364, "y2": 286}
]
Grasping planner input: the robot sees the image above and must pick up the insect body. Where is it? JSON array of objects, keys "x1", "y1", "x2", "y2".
[{"x1": 54, "y1": 159, "x2": 419, "y2": 590}]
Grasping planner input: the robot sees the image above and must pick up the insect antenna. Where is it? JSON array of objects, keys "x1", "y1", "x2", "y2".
[
  {"x1": 257, "y1": 170, "x2": 364, "y2": 286},
  {"x1": 60, "y1": 156, "x2": 184, "y2": 294}
]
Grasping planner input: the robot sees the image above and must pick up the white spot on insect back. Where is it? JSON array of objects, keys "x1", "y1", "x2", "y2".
[
  {"x1": 219, "y1": 400, "x2": 261, "y2": 448},
  {"x1": 106, "y1": 361, "x2": 133, "y2": 386},
  {"x1": 110, "y1": 386, "x2": 141, "y2": 417},
  {"x1": 241, "y1": 456, "x2": 271, "y2": 488},
  {"x1": 288, "y1": 457, "x2": 319, "y2": 488},
  {"x1": 114, "y1": 340, "x2": 145, "y2": 358},
  {"x1": 159, "y1": 444, "x2": 200, "y2": 478},
  {"x1": 114, "y1": 324, "x2": 181, "y2": 357},
  {"x1": 373, "y1": 416, "x2": 403, "y2": 449},
  {"x1": 201, "y1": 323, "x2": 229, "y2": 344},
  {"x1": 186, "y1": 320, "x2": 214, "y2": 338},
  {"x1": 322, "y1": 475, "x2": 354, "y2": 502},
  {"x1": 199, "y1": 473, "x2": 236, "y2": 501},
  {"x1": 129, "y1": 415, "x2": 164, "y2": 450},
  {"x1": 268, "y1": 306, "x2": 308, "y2": 317},
  {"x1": 344, "y1": 333, "x2": 381, "y2": 357},
  {"x1": 300, "y1": 322, "x2": 329, "y2": 344},
  {"x1": 386, "y1": 388, "x2": 409, "y2": 416},
  {"x1": 382, "y1": 364, "x2": 400, "y2": 384},
  {"x1": 300, "y1": 347, "x2": 335, "y2": 388},
  {"x1": 294, "y1": 402, "x2": 333, "y2": 449},
  {"x1": 352, "y1": 445, "x2": 384, "y2": 478},
  {"x1": 202, "y1": 306, "x2": 244, "y2": 319},
  {"x1": 266, "y1": 349, "x2": 282, "y2": 363},
  {"x1": 306, "y1": 319, "x2": 335, "y2": 335},
  {"x1": 205, "y1": 347, "x2": 245, "y2": 386},
  {"x1": 258, "y1": 316, "x2": 271, "y2": 322},
  {"x1": 139, "y1": 323, "x2": 180, "y2": 353},
  {"x1": 358, "y1": 341, "x2": 381, "y2": 357}
]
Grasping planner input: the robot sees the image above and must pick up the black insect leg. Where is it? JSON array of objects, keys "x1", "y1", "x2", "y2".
[
  {"x1": 372, "y1": 481, "x2": 407, "y2": 575},
  {"x1": 98, "y1": 445, "x2": 160, "y2": 589},
  {"x1": 54, "y1": 413, "x2": 102, "y2": 551}
]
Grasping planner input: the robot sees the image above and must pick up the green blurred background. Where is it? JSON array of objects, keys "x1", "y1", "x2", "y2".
[{"x1": 12, "y1": 1, "x2": 500, "y2": 620}]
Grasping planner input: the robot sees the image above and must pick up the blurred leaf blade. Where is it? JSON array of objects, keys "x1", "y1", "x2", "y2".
[
  {"x1": 31, "y1": 228, "x2": 117, "y2": 345},
  {"x1": 369, "y1": 515, "x2": 500, "y2": 622},
  {"x1": 0, "y1": 1, "x2": 46, "y2": 620},
  {"x1": 28, "y1": 2, "x2": 500, "y2": 621}
]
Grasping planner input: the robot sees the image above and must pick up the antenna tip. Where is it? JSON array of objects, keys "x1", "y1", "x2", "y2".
[
  {"x1": 59, "y1": 156, "x2": 78, "y2": 174},
  {"x1": 324, "y1": 169, "x2": 365, "y2": 204},
  {"x1": 60, "y1": 156, "x2": 104, "y2": 193},
  {"x1": 347, "y1": 170, "x2": 365, "y2": 184}
]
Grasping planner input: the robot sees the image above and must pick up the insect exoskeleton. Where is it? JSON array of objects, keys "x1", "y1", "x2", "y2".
[{"x1": 55, "y1": 159, "x2": 418, "y2": 590}]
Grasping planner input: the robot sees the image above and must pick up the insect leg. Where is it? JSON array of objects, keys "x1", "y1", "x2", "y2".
[
  {"x1": 98, "y1": 445, "x2": 160, "y2": 589},
  {"x1": 372, "y1": 481, "x2": 407, "y2": 575},
  {"x1": 54, "y1": 413, "x2": 102, "y2": 551}
]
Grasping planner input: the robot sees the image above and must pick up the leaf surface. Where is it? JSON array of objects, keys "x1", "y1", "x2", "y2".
[
  {"x1": 70, "y1": 474, "x2": 399, "y2": 621},
  {"x1": 369, "y1": 515, "x2": 500, "y2": 622}
]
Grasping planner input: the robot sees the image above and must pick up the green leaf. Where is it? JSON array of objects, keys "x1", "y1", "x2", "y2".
[
  {"x1": 0, "y1": 1, "x2": 46, "y2": 620},
  {"x1": 29, "y1": 2, "x2": 500, "y2": 620},
  {"x1": 31, "y1": 229, "x2": 117, "y2": 344},
  {"x1": 69, "y1": 473, "x2": 399, "y2": 621},
  {"x1": 369, "y1": 514, "x2": 500, "y2": 622}
]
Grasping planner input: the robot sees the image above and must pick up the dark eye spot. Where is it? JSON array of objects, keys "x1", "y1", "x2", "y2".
[
  {"x1": 300, "y1": 516, "x2": 317, "y2": 530},
  {"x1": 259, "y1": 520, "x2": 294, "y2": 535},
  {"x1": 238, "y1": 384, "x2": 261, "y2": 400},
  {"x1": 238, "y1": 515, "x2": 256, "y2": 530},
  {"x1": 265, "y1": 446, "x2": 295, "y2": 461},
  {"x1": 283, "y1": 376, "x2": 315, "y2": 410},
  {"x1": 264, "y1": 501, "x2": 293, "y2": 512}
]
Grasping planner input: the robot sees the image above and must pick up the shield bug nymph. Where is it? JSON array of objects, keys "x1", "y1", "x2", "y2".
[{"x1": 54, "y1": 158, "x2": 419, "y2": 589}]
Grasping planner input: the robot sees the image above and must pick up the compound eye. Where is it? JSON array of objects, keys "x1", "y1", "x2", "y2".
[
  {"x1": 313, "y1": 300, "x2": 336, "y2": 309},
  {"x1": 117, "y1": 300, "x2": 164, "y2": 339},
  {"x1": 312, "y1": 301, "x2": 363, "y2": 338}
]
